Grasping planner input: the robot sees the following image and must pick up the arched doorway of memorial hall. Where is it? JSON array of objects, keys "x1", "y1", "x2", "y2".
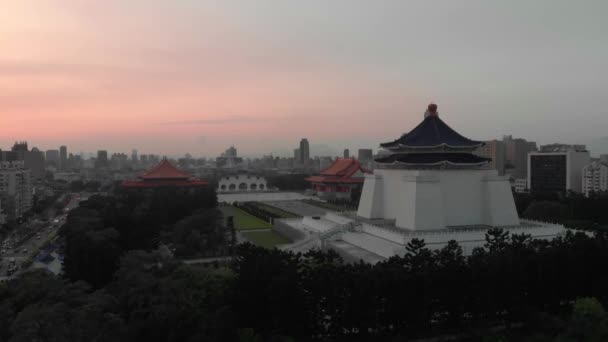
[{"x1": 217, "y1": 175, "x2": 269, "y2": 192}]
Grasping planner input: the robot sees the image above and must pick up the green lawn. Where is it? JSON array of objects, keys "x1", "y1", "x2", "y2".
[
  {"x1": 249, "y1": 202, "x2": 301, "y2": 218},
  {"x1": 241, "y1": 230, "x2": 290, "y2": 248},
  {"x1": 220, "y1": 205, "x2": 272, "y2": 230}
]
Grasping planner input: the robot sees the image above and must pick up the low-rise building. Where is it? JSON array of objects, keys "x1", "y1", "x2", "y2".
[
  {"x1": 307, "y1": 158, "x2": 370, "y2": 201},
  {"x1": 218, "y1": 174, "x2": 267, "y2": 192}
]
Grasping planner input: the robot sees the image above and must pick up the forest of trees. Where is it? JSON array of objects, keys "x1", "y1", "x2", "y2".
[
  {"x1": 2, "y1": 188, "x2": 608, "y2": 341},
  {"x1": 60, "y1": 186, "x2": 224, "y2": 288},
  {"x1": 2, "y1": 229, "x2": 608, "y2": 341},
  {"x1": 515, "y1": 191, "x2": 608, "y2": 231}
]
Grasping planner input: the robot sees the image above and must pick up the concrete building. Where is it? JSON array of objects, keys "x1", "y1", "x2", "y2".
[
  {"x1": 0, "y1": 161, "x2": 32, "y2": 221},
  {"x1": 358, "y1": 104, "x2": 519, "y2": 230},
  {"x1": 25, "y1": 148, "x2": 46, "y2": 180},
  {"x1": 216, "y1": 146, "x2": 242, "y2": 168},
  {"x1": 217, "y1": 174, "x2": 267, "y2": 192},
  {"x1": 528, "y1": 148, "x2": 590, "y2": 194},
  {"x1": 45, "y1": 149, "x2": 60, "y2": 169},
  {"x1": 293, "y1": 148, "x2": 301, "y2": 163},
  {"x1": 357, "y1": 149, "x2": 373, "y2": 169},
  {"x1": 60, "y1": 145, "x2": 67, "y2": 171},
  {"x1": 343, "y1": 149, "x2": 350, "y2": 158},
  {"x1": 582, "y1": 161, "x2": 608, "y2": 196},
  {"x1": 96, "y1": 150, "x2": 109, "y2": 168},
  {"x1": 474, "y1": 139, "x2": 506, "y2": 175},
  {"x1": 299, "y1": 139, "x2": 310, "y2": 163},
  {"x1": 503, "y1": 135, "x2": 537, "y2": 178}
]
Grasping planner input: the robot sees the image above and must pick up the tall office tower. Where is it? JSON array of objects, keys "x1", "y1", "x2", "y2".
[
  {"x1": 474, "y1": 140, "x2": 506, "y2": 175},
  {"x1": 299, "y1": 139, "x2": 310, "y2": 163},
  {"x1": 343, "y1": 149, "x2": 350, "y2": 158},
  {"x1": 59, "y1": 145, "x2": 67, "y2": 171},
  {"x1": 528, "y1": 147, "x2": 590, "y2": 194}
]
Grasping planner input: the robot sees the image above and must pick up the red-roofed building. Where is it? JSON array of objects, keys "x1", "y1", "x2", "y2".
[
  {"x1": 121, "y1": 158, "x2": 208, "y2": 188},
  {"x1": 306, "y1": 158, "x2": 370, "y2": 200}
]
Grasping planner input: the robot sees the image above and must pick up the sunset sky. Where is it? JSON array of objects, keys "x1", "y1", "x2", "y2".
[{"x1": 1, "y1": 1, "x2": 607, "y2": 157}]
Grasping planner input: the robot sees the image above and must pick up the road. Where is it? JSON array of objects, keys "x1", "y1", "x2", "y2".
[{"x1": 0, "y1": 193, "x2": 88, "y2": 281}]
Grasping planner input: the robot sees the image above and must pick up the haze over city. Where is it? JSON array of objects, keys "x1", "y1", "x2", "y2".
[{"x1": 2, "y1": 0, "x2": 608, "y2": 156}]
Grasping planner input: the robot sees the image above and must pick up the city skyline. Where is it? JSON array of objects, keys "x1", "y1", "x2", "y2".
[{"x1": 2, "y1": 1, "x2": 608, "y2": 155}]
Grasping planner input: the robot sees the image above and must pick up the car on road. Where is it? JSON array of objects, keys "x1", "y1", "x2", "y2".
[{"x1": 22, "y1": 249, "x2": 28, "y2": 254}]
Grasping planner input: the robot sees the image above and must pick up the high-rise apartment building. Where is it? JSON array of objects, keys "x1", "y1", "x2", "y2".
[
  {"x1": 474, "y1": 140, "x2": 506, "y2": 175},
  {"x1": 343, "y1": 149, "x2": 350, "y2": 158},
  {"x1": 60, "y1": 145, "x2": 67, "y2": 171},
  {"x1": 299, "y1": 139, "x2": 310, "y2": 163},
  {"x1": 582, "y1": 161, "x2": 608, "y2": 197},
  {"x1": 0, "y1": 161, "x2": 32, "y2": 221}
]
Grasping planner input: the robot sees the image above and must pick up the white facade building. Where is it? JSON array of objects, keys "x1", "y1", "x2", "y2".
[
  {"x1": 528, "y1": 149, "x2": 590, "y2": 193},
  {"x1": 357, "y1": 104, "x2": 519, "y2": 230},
  {"x1": 280, "y1": 105, "x2": 567, "y2": 263},
  {"x1": 218, "y1": 174, "x2": 267, "y2": 192},
  {"x1": 358, "y1": 169, "x2": 519, "y2": 230},
  {"x1": 582, "y1": 161, "x2": 608, "y2": 196},
  {"x1": 0, "y1": 161, "x2": 33, "y2": 221}
]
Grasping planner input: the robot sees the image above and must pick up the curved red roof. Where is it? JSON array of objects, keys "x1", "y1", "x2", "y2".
[
  {"x1": 121, "y1": 158, "x2": 208, "y2": 188},
  {"x1": 139, "y1": 158, "x2": 193, "y2": 180},
  {"x1": 306, "y1": 158, "x2": 370, "y2": 184}
]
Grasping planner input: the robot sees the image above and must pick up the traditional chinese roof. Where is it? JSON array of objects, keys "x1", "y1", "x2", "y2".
[
  {"x1": 380, "y1": 104, "x2": 484, "y2": 150},
  {"x1": 375, "y1": 153, "x2": 490, "y2": 167},
  {"x1": 306, "y1": 158, "x2": 370, "y2": 184},
  {"x1": 121, "y1": 158, "x2": 208, "y2": 188},
  {"x1": 140, "y1": 158, "x2": 193, "y2": 180}
]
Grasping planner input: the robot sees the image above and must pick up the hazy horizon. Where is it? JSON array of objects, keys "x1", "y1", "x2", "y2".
[{"x1": 2, "y1": 1, "x2": 608, "y2": 156}]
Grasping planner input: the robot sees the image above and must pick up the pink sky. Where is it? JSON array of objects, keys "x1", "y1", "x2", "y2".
[{"x1": 2, "y1": 1, "x2": 607, "y2": 156}]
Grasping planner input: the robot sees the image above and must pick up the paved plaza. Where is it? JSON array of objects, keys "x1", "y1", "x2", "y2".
[
  {"x1": 265, "y1": 200, "x2": 328, "y2": 217},
  {"x1": 217, "y1": 191, "x2": 314, "y2": 203}
]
